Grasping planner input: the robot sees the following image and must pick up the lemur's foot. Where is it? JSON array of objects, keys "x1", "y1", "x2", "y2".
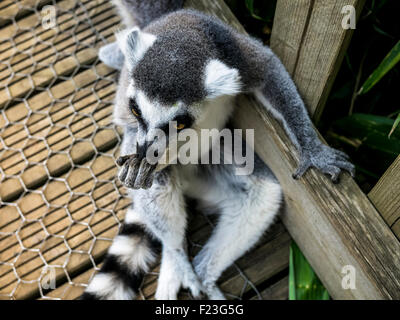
[
  {"x1": 155, "y1": 270, "x2": 182, "y2": 300},
  {"x1": 202, "y1": 282, "x2": 226, "y2": 300},
  {"x1": 117, "y1": 154, "x2": 156, "y2": 189},
  {"x1": 292, "y1": 144, "x2": 355, "y2": 183},
  {"x1": 192, "y1": 254, "x2": 225, "y2": 300},
  {"x1": 181, "y1": 268, "x2": 204, "y2": 299},
  {"x1": 155, "y1": 258, "x2": 204, "y2": 299}
]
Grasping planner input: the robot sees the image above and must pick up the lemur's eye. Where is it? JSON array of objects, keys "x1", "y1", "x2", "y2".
[
  {"x1": 174, "y1": 123, "x2": 185, "y2": 130},
  {"x1": 129, "y1": 98, "x2": 140, "y2": 117},
  {"x1": 131, "y1": 107, "x2": 139, "y2": 117},
  {"x1": 172, "y1": 114, "x2": 194, "y2": 132}
]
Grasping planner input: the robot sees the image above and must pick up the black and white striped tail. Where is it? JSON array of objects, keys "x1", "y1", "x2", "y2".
[{"x1": 80, "y1": 221, "x2": 160, "y2": 300}]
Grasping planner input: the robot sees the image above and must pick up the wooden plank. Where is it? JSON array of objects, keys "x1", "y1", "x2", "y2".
[
  {"x1": 0, "y1": 6, "x2": 119, "y2": 88},
  {"x1": 0, "y1": 26, "x2": 119, "y2": 109},
  {"x1": 1, "y1": 88, "x2": 115, "y2": 176},
  {"x1": 270, "y1": 0, "x2": 366, "y2": 121},
  {"x1": 0, "y1": 0, "x2": 107, "y2": 60},
  {"x1": 185, "y1": 0, "x2": 400, "y2": 299},
  {"x1": 0, "y1": 0, "x2": 129, "y2": 300},
  {"x1": 0, "y1": 64, "x2": 118, "y2": 203},
  {"x1": 44, "y1": 219, "x2": 288, "y2": 300},
  {"x1": 0, "y1": 47, "x2": 98, "y2": 106},
  {"x1": 369, "y1": 155, "x2": 400, "y2": 238},
  {"x1": 0, "y1": 0, "x2": 118, "y2": 82},
  {"x1": 250, "y1": 276, "x2": 288, "y2": 300},
  {"x1": 1, "y1": 76, "x2": 115, "y2": 151},
  {"x1": 142, "y1": 222, "x2": 289, "y2": 300},
  {"x1": 0, "y1": 158, "x2": 130, "y2": 299},
  {"x1": 0, "y1": 156, "x2": 120, "y2": 265},
  {"x1": 40, "y1": 265, "x2": 99, "y2": 300},
  {"x1": 0, "y1": 0, "x2": 53, "y2": 26},
  {"x1": 40, "y1": 212, "x2": 213, "y2": 300},
  {"x1": 234, "y1": 95, "x2": 400, "y2": 300}
]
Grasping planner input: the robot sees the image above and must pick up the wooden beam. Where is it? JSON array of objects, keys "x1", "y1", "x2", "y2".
[
  {"x1": 190, "y1": 0, "x2": 400, "y2": 299},
  {"x1": 234, "y1": 96, "x2": 400, "y2": 299},
  {"x1": 369, "y1": 155, "x2": 400, "y2": 239},
  {"x1": 270, "y1": 0, "x2": 366, "y2": 121}
]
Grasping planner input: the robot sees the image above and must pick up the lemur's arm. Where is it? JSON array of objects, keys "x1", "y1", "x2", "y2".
[{"x1": 250, "y1": 51, "x2": 355, "y2": 182}]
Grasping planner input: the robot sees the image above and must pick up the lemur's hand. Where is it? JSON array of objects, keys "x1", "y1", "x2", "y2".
[
  {"x1": 292, "y1": 143, "x2": 355, "y2": 183},
  {"x1": 116, "y1": 154, "x2": 156, "y2": 189}
]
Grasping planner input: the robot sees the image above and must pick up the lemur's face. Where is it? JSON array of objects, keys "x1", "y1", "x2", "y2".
[{"x1": 112, "y1": 27, "x2": 242, "y2": 167}]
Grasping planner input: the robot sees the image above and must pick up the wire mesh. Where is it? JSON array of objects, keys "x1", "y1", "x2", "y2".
[{"x1": 0, "y1": 0, "x2": 278, "y2": 300}]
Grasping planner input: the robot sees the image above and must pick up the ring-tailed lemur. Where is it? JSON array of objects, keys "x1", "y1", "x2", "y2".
[{"x1": 81, "y1": 0, "x2": 354, "y2": 300}]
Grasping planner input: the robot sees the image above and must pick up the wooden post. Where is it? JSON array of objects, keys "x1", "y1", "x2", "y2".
[
  {"x1": 369, "y1": 155, "x2": 400, "y2": 239},
  {"x1": 187, "y1": 0, "x2": 400, "y2": 299},
  {"x1": 270, "y1": 0, "x2": 365, "y2": 121}
]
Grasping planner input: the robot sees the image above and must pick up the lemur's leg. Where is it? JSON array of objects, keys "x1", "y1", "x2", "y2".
[
  {"x1": 81, "y1": 208, "x2": 160, "y2": 300},
  {"x1": 155, "y1": 247, "x2": 182, "y2": 300},
  {"x1": 134, "y1": 167, "x2": 204, "y2": 299},
  {"x1": 228, "y1": 31, "x2": 354, "y2": 181},
  {"x1": 193, "y1": 174, "x2": 282, "y2": 300}
]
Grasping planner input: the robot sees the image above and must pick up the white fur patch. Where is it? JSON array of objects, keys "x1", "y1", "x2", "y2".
[
  {"x1": 86, "y1": 273, "x2": 135, "y2": 300},
  {"x1": 136, "y1": 90, "x2": 180, "y2": 126},
  {"x1": 204, "y1": 59, "x2": 242, "y2": 99},
  {"x1": 116, "y1": 27, "x2": 156, "y2": 69},
  {"x1": 155, "y1": 249, "x2": 182, "y2": 300},
  {"x1": 124, "y1": 208, "x2": 142, "y2": 225},
  {"x1": 108, "y1": 235, "x2": 156, "y2": 272}
]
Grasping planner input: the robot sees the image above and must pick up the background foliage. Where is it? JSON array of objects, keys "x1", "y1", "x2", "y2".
[
  {"x1": 225, "y1": 0, "x2": 399, "y2": 300},
  {"x1": 226, "y1": 0, "x2": 399, "y2": 192}
]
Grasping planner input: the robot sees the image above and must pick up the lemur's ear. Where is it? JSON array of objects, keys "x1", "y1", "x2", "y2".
[
  {"x1": 98, "y1": 42, "x2": 124, "y2": 70},
  {"x1": 116, "y1": 27, "x2": 156, "y2": 69},
  {"x1": 204, "y1": 59, "x2": 242, "y2": 99}
]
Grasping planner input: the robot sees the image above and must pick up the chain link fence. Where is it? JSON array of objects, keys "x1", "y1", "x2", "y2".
[{"x1": 0, "y1": 0, "x2": 282, "y2": 300}]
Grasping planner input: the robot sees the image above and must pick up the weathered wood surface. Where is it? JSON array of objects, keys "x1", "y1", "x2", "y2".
[
  {"x1": 188, "y1": 0, "x2": 400, "y2": 299},
  {"x1": 0, "y1": 0, "x2": 290, "y2": 300},
  {"x1": 270, "y1": 0, "x2": 366, "y2": 121},
  {"x1": 234, "y1": 96, "x2": 400, "y2": 300},
  {"x1": 369, "y1": 155, "x2": 400, "y2": 239},
  {"x1": 42, "y1": 219, "x2": 290, "y2": 300}
]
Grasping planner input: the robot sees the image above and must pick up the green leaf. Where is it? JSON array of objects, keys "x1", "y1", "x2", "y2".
[
  {"x1": 288, "y1": 243, "x2": 296, "y2": 300},
  {"x1": 389, "y1": 113, "x2": 400, "y2": 138},
  {"x1": 332, "y1": 113, "x2": 400, "y2": 157},
  {"x1": 359, "y1": 40, "x2": 400, "y2": 94},
  {"x1": 245, "y1": 0, "x2": 269, "y2": 22},
  {"x1": 289, "y1": 242, "x2": 330, "y2": 300}
]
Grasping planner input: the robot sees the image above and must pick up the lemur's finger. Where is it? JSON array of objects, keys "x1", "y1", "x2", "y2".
[
  {"x1": 116, "y1": 155, "x2": 132, "y2": 166},
  {"x1": 125, "y1": 158, "x2": 140, "y2": 188},
  {"x1": 333, "y1": 149, "x2": 350, "y2": 160},
  {"x1": 333, "y1": 160, "x2": 356, "y2": 178},
  {"x1": 143, "y1": 169, "x2": 156, "y2": 189},
  {"x1": 292, "y1": 160, "x2": 310, "y2": 179},
  {"x1": 118, "y1": 162, "x2": 130, "y2": 182},
  {"x1": 134, "y1": 159, "x2": 156, "y2": 189},
  {"x1": 323, "y1": 165, "x2": 341, "y2": 184}
]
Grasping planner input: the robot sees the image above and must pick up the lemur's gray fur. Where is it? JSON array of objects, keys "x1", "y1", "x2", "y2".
[{"x1": 82, "y1": 0, "x2": 354, "y2": 300}]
